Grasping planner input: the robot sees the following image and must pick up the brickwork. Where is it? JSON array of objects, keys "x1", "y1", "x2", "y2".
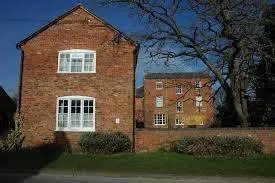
[
  {"x1": 18, "y1": 6, "x2": 137, "y2": 147},
  {"x1": 135, "y1": 128, "x2": 275, "y2": 154},
  {"x1": 144, "y1": 77, "x2": 213, "y2": 128},
  {"x1": 135, "y1": 97, "x2": 144, "y2": 122}
]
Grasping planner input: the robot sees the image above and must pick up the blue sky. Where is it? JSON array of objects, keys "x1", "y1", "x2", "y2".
[
  {"x1": 0, "y1": 0, "x2": 199, "y2": 96},
  {"x1": 3, "y1": 0, "x2": 272, "y2": 96}
]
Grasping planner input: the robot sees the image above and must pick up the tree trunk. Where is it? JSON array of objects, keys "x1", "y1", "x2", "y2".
[{"x1": 230, "y1": 70, "x2": 249, "y2": 127}]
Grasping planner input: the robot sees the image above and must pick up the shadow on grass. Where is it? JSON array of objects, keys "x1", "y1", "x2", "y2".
[{"x1": 0, "y1": 132, "x2": 70, "y2": 183}]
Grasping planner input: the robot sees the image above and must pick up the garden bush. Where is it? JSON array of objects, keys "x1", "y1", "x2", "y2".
[
  {"x1": 174, "y1": 136, "x2": 263, "y2": 157},
  {"x1": 0, "y1": 113, "x2": 24, "y2": 152},
  {"x1": 78, "y1": 132, "x2": 131, "y2": 154}
]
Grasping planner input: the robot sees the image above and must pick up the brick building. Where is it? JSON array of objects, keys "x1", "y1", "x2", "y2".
[
  {"x1": 135, "y1": 86, "x2": 144, "y2": 127},
  {"x1": 16, "y1": 4, "x2": 139, "y2": 147},
  {"x1": 143, "y1": 73, "x2": 213, "y2": 128}
]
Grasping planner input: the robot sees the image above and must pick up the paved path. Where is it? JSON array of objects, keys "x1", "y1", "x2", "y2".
[{"x1": 0, "y1": 172, "x2": 274, "y2": 183}]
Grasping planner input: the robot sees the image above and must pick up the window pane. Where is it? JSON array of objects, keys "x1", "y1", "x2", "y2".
[
  {"x1": 156, "y1": 96, "x2": 163, "y2": 107},
  {"x1": 71, "y1": 58, "x2": 82, "y2": 72},
  {"x1": 58, "y1": 99, "x2": 69, "y2": 128}
]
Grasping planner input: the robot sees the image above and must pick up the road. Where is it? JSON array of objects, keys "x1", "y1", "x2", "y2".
[{"x1": 0, "y1": 172, "x2": 274, "y2": 183}]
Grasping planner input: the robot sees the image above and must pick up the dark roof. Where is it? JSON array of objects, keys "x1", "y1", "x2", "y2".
[
  {"x1": 0, "y1": 86, "x2": 15, "y2": 111},
  {"x1": 16, "y1": 4, "x2": 139, "y2": 48},
  {"x1": 144, "y1": 72, "x2": 210, "y2": 79},
  {"x1": 135, "y1": 86, "x2": 144, "y2": 98}
]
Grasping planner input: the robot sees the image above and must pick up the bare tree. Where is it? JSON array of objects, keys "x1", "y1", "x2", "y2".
[{"x1": 99, "y1": 0, "x2": 274, "y2": 127}]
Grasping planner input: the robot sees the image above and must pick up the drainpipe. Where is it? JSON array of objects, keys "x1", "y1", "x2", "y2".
[{"x1": 16, "y1": 45, "x2": 24, "y2": 114}]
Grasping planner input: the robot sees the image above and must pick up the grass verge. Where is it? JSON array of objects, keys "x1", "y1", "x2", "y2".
[{"x1": 0, "y1": 151, "x2": 275, "y2": 177}]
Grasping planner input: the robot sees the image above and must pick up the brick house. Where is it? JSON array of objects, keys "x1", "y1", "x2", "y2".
[
  {"x1": 16, "y1": 4, "x2": 139, "y2": 147},
  {"x1": 135, "y1": 86, "x2": 144, "y2": 127},
  {"x1": 143, "y1": 73, "x2": 213, "y2": 128}
]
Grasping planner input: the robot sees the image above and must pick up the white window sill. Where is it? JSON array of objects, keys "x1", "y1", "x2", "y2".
[
  {"x1": 55, "y1": 128, "x2": 95, "y2": 132},
  {"x1": 154, "y1": 124, "x2": 166, "y2": 126}
]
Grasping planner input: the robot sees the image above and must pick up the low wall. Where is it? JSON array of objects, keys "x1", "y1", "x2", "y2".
[{"x1": 135, "y1": 128, "x2": 275, "y2": 154}]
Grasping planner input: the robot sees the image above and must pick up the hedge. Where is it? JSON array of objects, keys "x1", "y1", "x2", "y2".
[
  {"x1": 174, "y1": 136, "x2": 263, "y2": 157},
  {"x1": 78, "y1": 132, "x2": 131, "y2": 154}
]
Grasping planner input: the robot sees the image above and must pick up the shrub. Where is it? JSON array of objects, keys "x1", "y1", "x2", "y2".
[
  {"x1": 0, "y1": 113, "x2": 24, "y2": 152},
  {"x1": 174, "y1": 136, "x2": 263, "y2": 157},
  {"x1": 78, "y1": 132, "x2": 131, "y2": 154}
]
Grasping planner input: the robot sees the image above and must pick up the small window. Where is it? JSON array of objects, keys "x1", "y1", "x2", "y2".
[
  {"x1": 156, "y1": 96, "x2": 163, "y2": 108},
  {"x1": 195, "y1": 81, "x2": 202, "y2": 89},
  {"x1": 196, "y1": 96, "x2": 203, "y2": 107},
  {"x1": 56, "y1": 96, "x2": 95, "y2": 131},
  {"x1": 175, "y1": 119, "x2": 184, "y2": 125},
  {"x1": 154, "y1": 114, "x2": 166, "y2": 125},
  {"x1": 156, "y1": 81, "x2": 163, "y2": 89},
  {"x1": 58, "y1": 49, "x2": 96, "y2": 73},
  {"x1": 176, "y1": 101, "x2": 183, "y2": 112},
  {"x1": 175, "y1": 86, "x2": 182, "y2": 94}
]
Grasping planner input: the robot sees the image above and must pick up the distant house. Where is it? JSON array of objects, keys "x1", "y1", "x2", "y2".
[
  {"x1": 0, "y1": 86, "x2": 16, "y2": 134},
  {"x1": 143, "y1": 73, "x2": 213, "y2": 128},
  {"x1": 16, "y1": 4, "x2": 139, "y2": 147},
  {"x1": 135, "y1": 86, "x2": 144, "y2": 126}
]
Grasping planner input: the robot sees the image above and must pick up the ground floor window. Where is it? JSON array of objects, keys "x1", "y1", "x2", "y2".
[
  {"x1": 154, "y1": 114, "x2": 166, "y2": 125},
  {"x1": 56, "y1": 96, "x2": 95, "y2": 131},
  {"x1": 175, "y1": 119, "x2": 184, "y2": 125}
]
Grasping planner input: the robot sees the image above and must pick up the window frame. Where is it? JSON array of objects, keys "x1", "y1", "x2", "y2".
[
  {"x1": 196, "y1": 96, "x2": 203, "y2": 107},
  {"x1": 195, "y1": 80, "x2": 202, "y2": 89},
  {"x1": 154, "y1": 114, "x2": 166, "y2": 125},
  {"x1": 156, "y1": 96, "x2": 163, "y2": 108},
  {"x1": 56, "y1": 96, "x2": 95, "y2": 132},
  {"x1": 156, "y1": 81, "x2": 163, "y2": 90},
  {"x1": 57, "y1": 49, "x2": 96, "y2": 74},
  {"x1": 175, "y1": 119, "x2": 184, "y2": 125},
  {"x1": 175, "y1": 86, "x2": 183, "y2": 94},
  {"x1": 176, "y1": 101, "x2": 183, "y2": 112}
]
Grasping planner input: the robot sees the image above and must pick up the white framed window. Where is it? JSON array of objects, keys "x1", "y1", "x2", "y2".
[
  {"x1": 195, "y1": 81, "x2": 202, "y2": 89},
  {"x1": 175, "y1": 86, "x2": 182, "y2": 94},
  {"x1": 176, "y1": 101, "x2": 183, "y2": 112},
  {"x1": 156, "y1": 96, "x2": 163, "y2": 108},
  {"x1": 156, "y1": 81, "x2": 163, "y2": 90},
  {"x1": 154, "y1": 114, "x2": 166, "y2": 125},
  {"x1": 196, "y1": 96, "x2": 203, "y2": 107},
  {"x1": 58, "y1": 49, "x2": 96, "y2": 73},
  {"x1": 56, "y1": 96, "x2": 95, "y2": 131},
  {"x1": 175, "y1": 119, "x2": 184, "y2": 125}
]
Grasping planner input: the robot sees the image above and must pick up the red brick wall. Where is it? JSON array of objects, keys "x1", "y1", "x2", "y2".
[
  {"x1": 135, "y1": 128, "x2": 275, "y2": 154},
  {"x1": 135, "y1": 97, "x2": 144, "y2": 122},
  {"x1": 144, "y1": 78, "x2": 213, "y2": 128},
  {"x1": 19, "y1": 8, "x2": 137, "y2": 147}
]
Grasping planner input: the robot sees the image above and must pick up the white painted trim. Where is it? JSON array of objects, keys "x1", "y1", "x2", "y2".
[
  {"x1": 156, "y1": 81, "x2": 163, "y2": 90},
  {"x1": 57, "y1": 50, "x2": 96, "y2": 74},
  {"x1": 175, "y1": 86, "x2": 183, "y2": 94},
  {"x1": 56, "y1": 96, "x2": 96, "y2": 132}
]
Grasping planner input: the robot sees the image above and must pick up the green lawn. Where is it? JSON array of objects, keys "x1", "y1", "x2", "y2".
[{"x1": 1, "y1": 151, "x2": 275, "y2": 177}]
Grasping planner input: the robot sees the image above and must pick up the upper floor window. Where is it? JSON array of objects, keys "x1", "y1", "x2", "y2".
[
  {"x1": 156, "y1": 81, "x2": 163, "y2": 90},
  {"x1": 196, "y1": 96, "x2": 203, "y2": 107},
  {"x1": 154, "y1": 114, "x2": 166, "y2": 125},
  {"x1": 156, "y1": 96, "x2": 163, "y2": 108},
  {"x1": 56, "y1": 96, "x2": 95, "y2": 132},
  {"x1": 195, "y1": 80, "x2": 202, "y2": 89},
  {"x1": 175, "y1": 86, "x2": 182, "y2": 94},
  {"x1": 58, "y1": 49, "x2": 96, "y2": 73},
  {"x1": 176, "y1": 101, "x2": 183, "y2": 112}
]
